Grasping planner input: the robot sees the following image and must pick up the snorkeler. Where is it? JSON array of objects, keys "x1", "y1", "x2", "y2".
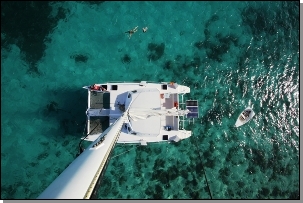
[
  {"x1": 142, "y1": 27, "x2": 148, "y2": 33},
  {"x1": 125, "y1": 26, "x2": 138, "y2": 39}
]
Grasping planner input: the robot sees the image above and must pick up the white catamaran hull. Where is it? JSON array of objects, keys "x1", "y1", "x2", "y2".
[
  {"x1": 83, "y1": 81, "x2": 194, "y2": 145},
  {"x1": 37, "y1": 81, "x2": 198, "y2": 199}
]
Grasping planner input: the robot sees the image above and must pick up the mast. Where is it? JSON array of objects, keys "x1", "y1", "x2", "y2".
[{"x1": 37, "y1": 113, "x2": 127, "y2": 199}]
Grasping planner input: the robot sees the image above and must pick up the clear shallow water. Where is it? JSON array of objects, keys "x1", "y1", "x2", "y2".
[{"x1": 1, "y1": 1, "x2": 299, "y2": 199}]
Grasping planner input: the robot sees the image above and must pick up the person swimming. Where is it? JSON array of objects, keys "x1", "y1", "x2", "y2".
[
  {"x1": 125, "y1": 26, "x2": 138, "y2": 39},
  {"x1": 142, "y1": 27, "x2": 148, "y2": 33}
]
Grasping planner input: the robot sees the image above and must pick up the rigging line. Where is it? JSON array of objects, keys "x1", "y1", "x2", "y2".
[
  {"x1": 192, "y1": 136, "x2": 213, "y2": 199},
  {"x1": 110, "y1": 145, "x2": 140, "y2": 159},
  {"x1": 111, "y1": 140, "x2": 171, "y2": 159},
  {"x1": 77, "y1": 120, "x2": 100, "y2": 155}
]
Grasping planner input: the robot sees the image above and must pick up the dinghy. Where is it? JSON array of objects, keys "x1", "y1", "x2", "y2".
[{"x1": 235, "y1": 107, "x2": 255, "y2": 127}]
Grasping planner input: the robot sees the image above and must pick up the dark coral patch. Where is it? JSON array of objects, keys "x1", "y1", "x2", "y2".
[
  {"x1": 46, "y1": 101, "x2": 59, "y2": 113},
  {"x1": 70, "y1": 54, "x2": 89, "y2": 63},
  {"x1": 37, "y1": 152, "x2": 49, "y2": 160},
  {"x1": 121, "y1": 54, "x2": 131, "y2": 64},
  {"x1": 153, "y1": 184, "x2": 164, "y2": 199},
  {"x1": 147, "y1": 43, "x2": 165, "y2": 61},
  {"x1": 1, "y1": 2, "x2": 68, "y2": 75},
  {"x1": 194, "y1": 41, "x2": 204, "y2": 50},
  {"x1": 154, "y1": 159, "x2": 165, "y2": 169},
  {"x1": 163, "y1": 60, "x2": 173, "y2": 70}
]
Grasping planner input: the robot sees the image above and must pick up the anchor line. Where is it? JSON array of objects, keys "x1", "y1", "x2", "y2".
[{"x1": 193, "y1": 137, "x2": 213, "y2": 199}]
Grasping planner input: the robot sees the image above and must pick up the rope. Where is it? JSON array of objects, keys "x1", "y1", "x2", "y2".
[
  {"x1": 192, "y1": 136, "x2": 213, "y2": 199},
  {"x1": 77, "y1": 120, "x2": 100, "y2": 156},
  {"x1": 110, "y1": 140, "x2": 171, "y2": 159},
  {"x1": 110, "y1": 145, "x2": 139, "y2": 159}
]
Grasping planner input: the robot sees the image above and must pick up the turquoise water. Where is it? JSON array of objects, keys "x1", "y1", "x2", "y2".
[{"x1": 1, "y1": 1, "x2": 299, "y2": 199}]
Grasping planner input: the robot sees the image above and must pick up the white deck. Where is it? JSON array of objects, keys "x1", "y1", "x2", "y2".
[{"x1": 84, "y1": 81, "x2": 191, "y2": 144}]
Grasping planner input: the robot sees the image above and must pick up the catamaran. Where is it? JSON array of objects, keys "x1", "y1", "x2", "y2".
[{"x1": 37, "y1": 81, "x2": 199, "y2": 199}]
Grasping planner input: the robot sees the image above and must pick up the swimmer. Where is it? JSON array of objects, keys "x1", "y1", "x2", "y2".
[
  {"x1": 125, "y1": 26, "x2": 138, "y2": 39},
  {"x1": 142, "y1": 27, "x2": 148, "y2": 33}
]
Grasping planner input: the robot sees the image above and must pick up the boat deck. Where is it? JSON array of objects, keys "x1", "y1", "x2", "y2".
[
  {"x1": 85, "y1": 82, "x2": 192, "y2": 144},
  {"x1": 89, "y1": 117, "x2": 103, "y2": 135},
  {"x1": 88, "y1": 116, "x2": 109, "y2": 135},
  {"x1": 89, "y1": 92, "x2": 110, "y2": 109}
]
